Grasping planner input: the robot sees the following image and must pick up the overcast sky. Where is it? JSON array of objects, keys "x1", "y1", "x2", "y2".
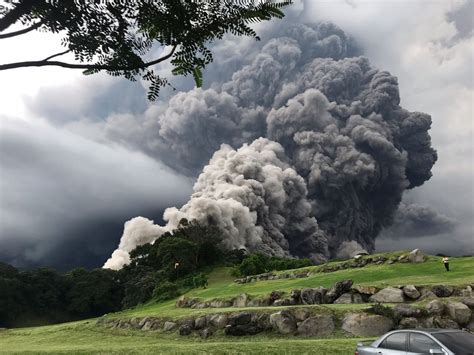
[{"x1": 0, "y1": 0, "x2": 472, "y2": 270}]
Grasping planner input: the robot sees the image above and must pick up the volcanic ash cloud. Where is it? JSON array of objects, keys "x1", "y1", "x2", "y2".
[{"x1": 104, "y1": 23, "x2": 437, "y2": 269}]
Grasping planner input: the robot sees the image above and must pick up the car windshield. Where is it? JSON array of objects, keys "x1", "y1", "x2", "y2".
[{"x1": 433, "y1": 332, "x2": 474, "y2": 354}]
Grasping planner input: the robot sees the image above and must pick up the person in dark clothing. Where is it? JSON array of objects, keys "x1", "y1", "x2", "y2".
[{"x1": 442, "y1": 256, "x2": 449, "y2": 271}]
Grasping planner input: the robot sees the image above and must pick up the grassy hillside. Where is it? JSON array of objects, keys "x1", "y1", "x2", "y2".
[
  {"x1": 1, "y1": 252, "x2": 472, "y2": 354},
  {"x1": 117, "y1": 253, "x2": 473, "y2": 319}
]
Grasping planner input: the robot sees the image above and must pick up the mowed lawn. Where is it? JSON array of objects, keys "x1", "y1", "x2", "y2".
[{"x1": 0, "y1": 321, "x2": 372, "y2": 354}]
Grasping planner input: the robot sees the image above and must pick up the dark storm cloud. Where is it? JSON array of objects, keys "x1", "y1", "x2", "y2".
[{"x1": 0, "y1": 118, "x2": 191, "y2": 269}]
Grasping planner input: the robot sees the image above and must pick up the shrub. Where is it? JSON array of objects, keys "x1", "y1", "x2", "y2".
[{"x1": 152, "y1": 281, "x2": 178, "y2": 302}]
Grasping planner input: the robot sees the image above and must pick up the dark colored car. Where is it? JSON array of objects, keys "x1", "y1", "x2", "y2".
[{"x1": 355, "y1": 329, "x2": 474, "y2": 354}]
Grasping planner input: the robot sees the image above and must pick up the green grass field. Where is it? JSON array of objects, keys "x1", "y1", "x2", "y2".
[{"x1": 1, "y1": 253, "x2": 472, "y2": 354}]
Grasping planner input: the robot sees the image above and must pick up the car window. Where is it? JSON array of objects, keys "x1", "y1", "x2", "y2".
[
  {"x1": 380, "y1": 332, "x2": 407, "y2": 351},
  {"x1": 408, "y1": 333, "x2": 441, "y2": 353},
  {"x1": 433, "y1": 332, "x2": 474, "y2": 353}
]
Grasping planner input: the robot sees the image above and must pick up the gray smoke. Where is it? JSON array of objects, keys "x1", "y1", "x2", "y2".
[
  {"x1": 105, "y1": 22, "x2": 437, "y2": 269},
  {"x1": 380, "y1": 202, "x2": 456, "y2": 239}
]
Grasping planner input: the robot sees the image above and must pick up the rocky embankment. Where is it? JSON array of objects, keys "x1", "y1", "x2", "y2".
[{"x1": 98, "y1": 297, "x2": 474, "y2": 338}]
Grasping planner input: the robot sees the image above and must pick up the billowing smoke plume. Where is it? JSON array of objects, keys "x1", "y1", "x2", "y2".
[
  {"x1": 379, "y1": 203, "x2": 455, "y2": 240},
  {"x1": 105, "y1": 22, "x2": 437, "y2": 269}
]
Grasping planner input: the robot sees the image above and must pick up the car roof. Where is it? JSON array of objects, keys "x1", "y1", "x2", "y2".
[{"x1": 390, "y1": 329, "x2": 467, "y2": 335}]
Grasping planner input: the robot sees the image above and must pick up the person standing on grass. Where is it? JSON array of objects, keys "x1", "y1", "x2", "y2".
[{"x1": 442, "y1": 256, "x2": 450, "y2": 271}]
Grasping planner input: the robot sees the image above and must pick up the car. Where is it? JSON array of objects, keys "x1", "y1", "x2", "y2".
[{"x1": 355, "y1": 329, "x2": 474, "y2": 354}]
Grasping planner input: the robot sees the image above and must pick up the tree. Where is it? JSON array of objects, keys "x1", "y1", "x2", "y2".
[{"x1": 0, "y1": 0, "x2": 292, "y2": 100}]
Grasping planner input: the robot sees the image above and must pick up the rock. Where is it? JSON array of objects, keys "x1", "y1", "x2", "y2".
[
  {"x1": 334, "y1": 292, "x2": 364, "y2": 304},
  {"x1": 247, "y1": 298, "x2": 269, "y2": 307},
  {"x1": 325, "y1": 279, "x2": 353, "y2": 303},
  {"x1": 461, "y1": 298, "x2": 474, "y2": 309},
  {"x1": 433, "y1": 317, "x2": 460, "y2": 329},
  {"x1": 209, "y1": 299, "x2": 233, "y2": 308},
  {"x1": 191, "y1": 302, "x2": 209, "y2": 309},
  {"x1": 176, "y1": 296, "x2": 198, "y2": 308},
  {"x1": 273, "y1": 298, "x2": 292, "y2": 307},
  {"x1": 398, "y1": 254, "x2": 408, "y2": 262},
  {"x1": 399, "y1": 317, "x2": 419, "y2": 329},
  {"x1": 394, "y1": 304, "x2": 423, "y2": 318},
  {"x1": 467, "y1": 314, "x2": 474, "y2": 331},
  {"x1": 418, "y1": 290, "x2": 438, "y2": 301},
  {"x1": 194, "y1": 316, "x2": 208, "y2": 330},
  {"x1": 446, "y1": 301, "x2": 472, "y2": 325},
  {"x1": 426, "y1": 300, "x2": 445, "y2": 316},
  {"x1": 269, "y1": 310, "x2": 297, "y2": 335},
  {"x1": 407, "y1": 249, "x2": 426, "y2": 263},
  {"x1": 199, "y1": 328, "x2": 214, "y2": 338},
  {"x1": 301, "y1": 287, "x2": 326, "y2": 305},
  {"x1": 224, "y1": 324, "x2": 263, "y2": 336},
  {"x1": 179, "y1": 324, "x2": 192, "y2": 336},
  {"x1": 269, "y1": 291, "x2": 283, "y2": 302},
  {"x1": 129, "y1": 318, "x2": 140, "y2": 329},
  {"x1": 461, "y1": 286, "x2": 473, "y2": 298},
  {"x1": 293, "y1": 309, "x2": 310, "y2": 321},
  {"x1": 228, "y1": 312, "x2": 252, "y2": 326},
  {"x1": 432, "y1": 285, "x2": 454, "y2": 297},
  {"x1": 342, "y1": 313, "x2": 393, "y2": 336},
  {"x1": 163, "y1": 321, "x2": 177, "y2": 332},
  {"x1": 290, "y1": 289, "x2": 301, "y2": 302},
  {"x1": 402, "y1": 285, "x2": 421, "y2": 300},
  {"x1": 233, "y1": 293, "x2": 249, "y2": 307},
  {"x1": 209, "y1": 314, "x2": 228, "y2": 329},
  {"x1": 370, "y1": 287, "x2": 405, "y2": 303},
  {"x1": 352, "y1": 285, "x2": 380, "y2": 296},
  {"x1": 253, "y1": 313, "x2": 271, "y2": 330},
  {"x1": 297, "y1": 314, "x2": 335, "y2": 337}
]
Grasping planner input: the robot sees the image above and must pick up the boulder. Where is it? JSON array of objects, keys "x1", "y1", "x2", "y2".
[
  {"x1": 297, "y1": 314, "x2": 335, "y2": 337},
  {"x1": 247, "y1": 298, "x2": 269, "y2": 307},
  {"x1": 394, "y1": 304, "x2": 423, "y2": 318},
  {"x1": 269, "y1": 291, "x2": 283, "y2": 303},
  {"x1": 224, "y1": 324, "x2": 263, "y2": 336},
  {"x1": 432, "y1": 285, "x2": 454, "y2": 297},
  {"x1": 273, "y1": 298, "x2": 292, "y2": 307},
  {"x1": 433, "y1": 317, "x2": 460, "y2": 329},
  {"x1": 194, "y1": 316, "x2": 208, "y2": 330},
  {"x1": 163, "y1": 321, "x2": 177, "y2": 332},
  {"x1": 461, "y1": 286, "x2": 473, "y2": 298},
  {"x1": 418, "y1": 290, "x2": 438, "y2": 301},
  {"x1": 370, "y1": 287, "x2": 405, "y2": 303},
  {"x1": 352, "y1": 285, "x2": 380, "y2": 296},
  {"x1": 402, "y1": 285, "x2": 421, "y2": 300},
  {"x1": 253, "y1": 313, "x2": 271, "y2": 330},
  {"x1": 467, "y1": 314, "x2": 474, "y2": 331},
  {"x1": 325, "y1": 279, "x2": 353, "y2": 303},
  {"x1": 209, "y1": 314, "x2": 228, "y2": 329},
  {"x1": 461, "y1": 298, "x2": 474, "y2": 310},
  {"x1": 176, "y1": 296, "x2": 198, "y2": 308},
  {"x1": 269, "y1": 310, "x2": 297, "y2": 335},
  {"x1": 179, "y1": 324, "x2": 192, "y2": 336},
  {"x1": 426, "y1": 300, "x2": 445, "y2": 316},
  {"x1": 290, "y1": 289, "x2": 301, "y2": 303},
  {"x1": 301, "y1": 287, "x2": 326, "y2": 305},
  {"x1": 191, "y1": 302, "x2": 209, "y2": 309},
  {"x1": 209, "y1": 299, "x2": 233, "y2": 308},
  {"x1": 334, "y1": 292, "x2": 364, "y2": 304},
  {"x1": 446, "y1": 301, "x2": 472, "y2": 325},
  {"x1": 129, "y1": 318, "x2": 140, "y2": 329},
  {"x1": 199, "y1": 328, "x2": 214, "y2": 339},
  {"x1": 228, "y1": 312, "x2": 252, "y2": 326},
  {"x1": 407, "y1": 249, "x2": 426, "y2": 263},
  {"x1": 293, "y1": 309, "x2": 310, "y2": 321},
  {"x1": 399, "y1": 317, "x2": 419, "y2": 329},
  {"x1": 342, "y1": 313, "x2": 393, "y2": 336},
  {"x1": 233, "y1": 293, "x2": 249, "y2": 307}
]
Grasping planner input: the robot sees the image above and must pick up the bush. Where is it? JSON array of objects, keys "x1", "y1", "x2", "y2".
[{"x1": 152, "y1": 281, "x2": 178, "y2": 302}]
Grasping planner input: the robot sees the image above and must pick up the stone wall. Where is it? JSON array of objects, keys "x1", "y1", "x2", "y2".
[{"x1": 97, "y1": 298, "x2": 474, "y2": 338}]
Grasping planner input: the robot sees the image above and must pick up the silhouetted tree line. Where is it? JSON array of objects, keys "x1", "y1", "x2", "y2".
[{"x1": 0, "y1": 219, "x2": 311, "y2": 328}]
